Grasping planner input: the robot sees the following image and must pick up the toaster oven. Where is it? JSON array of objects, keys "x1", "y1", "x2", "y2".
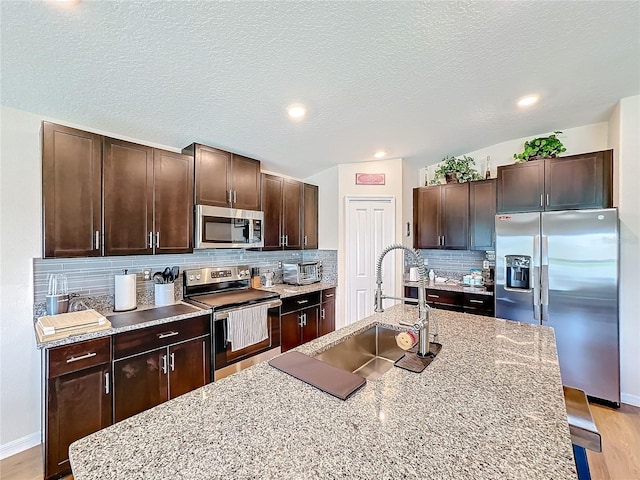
[{"x1": 282, "y1": 262, "x2": 321, "y2": 285}]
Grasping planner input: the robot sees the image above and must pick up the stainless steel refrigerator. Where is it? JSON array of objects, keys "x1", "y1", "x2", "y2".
[{"x1": 495, "y1": 208, "x2": 620, "y2": 405}]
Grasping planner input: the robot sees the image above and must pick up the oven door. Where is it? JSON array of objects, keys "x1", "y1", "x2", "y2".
[
  {"x1": 213, "y1": 301, "x2": 281, "y2": 370},
  {"x1": 195, "y1": 205, "x2": 264, "y2": 249}
]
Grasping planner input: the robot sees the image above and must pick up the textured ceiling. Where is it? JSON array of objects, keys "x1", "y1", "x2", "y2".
[{"x1": 2, "y1": 1, "x2": 639, "y2": 178}]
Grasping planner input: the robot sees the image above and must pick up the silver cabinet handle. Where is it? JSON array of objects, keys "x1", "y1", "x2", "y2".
[
  {"x1": 233, "y1": 190, "x2": 237, "y2": 204},
  {"x1": 303, "y1": 313, "x2": 307, "y2": 326},
  {"x1": 158, "y1": 331, "x2": 179, "y2": 339},
  {"x1": 442, "y1": 235, "x2": 445, "y2": 246},
  {"x1": 469, "y1": 299, "x2": 483, "y2": 304},
  {"x1": 321, "y1": 308, "x2": 325, "y2": 320},
  {"x1": 285, "y1": 235, "x2": 289, "y2": 246},
  {"x1": 540, "y1": 194, "x2": 544, "y2": 207},
  {"x1": 470, "y1": 235, "x2": 473, "y2": 247},
  {"x1": 298, "y1": 314, "x2": 304, "y2": 328},
  {"x1": 66, "y1": 352, "x2": 97, "y2": 363},
  {"x1": 324, "y1": 293, "x2": 334, "y2": 298},
  {"x1": 104, "y1": 372, "x2": 110, "y2": 394},
  {"x1": 161, "y1": 354, "x2": 168, "y2": 374},
  {"x1": 94, "y1": 231, "x2": 100, "y2": 250},
  {"x1": 227, "y1": 190, "x2": 232, "y2": 204},
  {"x1": 170, "y1": 352, "x2": 175, "y2": 372},
  {"x1": 148, "y1": 232, "x2": 153, "y2": 248},
  {"x1": 155, "y1": 232, "x2": 160, "y2": 248},
  {"x1": 546, "y1": 194, "x2": 550, "y2": 206},
  {"x1": 304, "y1": 235, "x2": 308, "y2": 246},
  {"x1": 427, "y1": 294, "x2": 440, "y2": 298},
  {"x1": 280, "y1": 235, "x2": 285, "y2": 247},
  {"x1": 296, "y1": 299, "x2": 309, "y2": 305}
]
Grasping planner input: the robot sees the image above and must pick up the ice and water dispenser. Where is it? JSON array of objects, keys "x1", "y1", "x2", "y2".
[{"x1": 505, "y1": 255, "x2": 531, "y2": 290}]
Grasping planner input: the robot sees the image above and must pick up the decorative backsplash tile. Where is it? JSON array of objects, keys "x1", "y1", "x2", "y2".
[{"x1": 404, "y1": 249, "x2": 487, "y2": 280}]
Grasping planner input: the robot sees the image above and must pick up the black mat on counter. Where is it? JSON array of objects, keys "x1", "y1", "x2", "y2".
[
  {"x1": 269, "y1": 351, "x2": 366, "y2": 401},
  {"x1": 108, "y1": 304, "x2": 204, "y2": 328},
  {"x1": 394, "y1": 343, "x2": 442, "y2": 373}
]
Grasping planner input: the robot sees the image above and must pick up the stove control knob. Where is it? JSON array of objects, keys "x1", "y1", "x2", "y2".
[
  {"x1": 196, "y1": 274, "x2": 201, "y2": 280},
  {"x1": 189, "y1": 275, "x2": 195, "y2": 281}
]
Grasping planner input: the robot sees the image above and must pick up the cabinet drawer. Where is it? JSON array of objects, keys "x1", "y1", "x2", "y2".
[
  {"x1": 113, "y1": 314, "x2": 210, "y2": 360},
  {"x1": 426, "y1": 289, "x2": 462, "y2": 307},
  {"x1": 49, "y1": 337, "x2": 111, "y2": 378},
  {"x1": 281, "y1": 291, "x2": 321, "y2": 314},
  {"x1": 463, "y1": 293, "x2": 493, "y2": 309},
  {"x1": 322, "y1": 288, "x2": 336, "y2": 303}
]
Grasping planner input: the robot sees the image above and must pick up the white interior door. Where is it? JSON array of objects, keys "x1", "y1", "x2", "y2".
[{"x1": 345, "y1": 197, "x2": 396, "y2": 325}]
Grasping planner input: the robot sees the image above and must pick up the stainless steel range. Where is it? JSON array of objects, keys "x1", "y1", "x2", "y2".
[{"x1": 183, "y1": 265, "x2": 281, "y2": 377}]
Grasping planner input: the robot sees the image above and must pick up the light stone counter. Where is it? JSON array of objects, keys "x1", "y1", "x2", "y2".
[
  {"x1": 258, "y1": 281, "x2": 336, "y2": 298},
  {"x1": 69, "y1": 305, "x2": 575, "y2": 479}
]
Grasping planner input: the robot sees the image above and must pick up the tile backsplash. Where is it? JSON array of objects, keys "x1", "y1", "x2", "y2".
[
  {"x1": 405, "y1": 249, "x2": 488, "y2": 279},
  {"x1": 33, "y1": 249, "x2": 338, "y2": 314}
]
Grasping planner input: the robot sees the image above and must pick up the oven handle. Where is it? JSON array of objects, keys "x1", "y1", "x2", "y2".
[{"x1": 214, "y1": 299, "x2": 282, "y2": 320}]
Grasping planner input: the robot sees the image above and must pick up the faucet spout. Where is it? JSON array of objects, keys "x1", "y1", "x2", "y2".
[{"x1": 374, "y1": 243, "x2": 433, "y2": 357}]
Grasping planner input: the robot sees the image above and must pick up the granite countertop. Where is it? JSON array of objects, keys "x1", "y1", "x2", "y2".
[
  {"x1": 258, "y1": 281, "x2": 336, "y2": 298},
  {"x1": 68, "y1": 305, "x2": 575, "y2": 480},
  {"x1": 405, "y1": 280, "x2": 494, "y2": 296},
  {"x1": 35, "y1": 302, "x2": 212, "y2": 350}
]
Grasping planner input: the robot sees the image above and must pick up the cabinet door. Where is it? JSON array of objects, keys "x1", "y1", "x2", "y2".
[
  {"x1": 231, "y1": 154, "x2": 261, "y2": 210},
  {"x1": 463, "y1": 293, "x2": 495, "y2": 317},
  {"x1": 194, "y1": 144, "x2": 231, "y2": 207},
  {"x1": 413, "y1": 186, "x2": 441, "y2": 249},
  {"x1": 42, "y1": 122, "x2": 102, "y2": 258},
  {"x1": 168, "y1": 336, "x2": 210, "y2": 399},
  {"x1": 301, "y1": 307, "x2": 319, "y2": 344},
  {"x1": 281, "y1": 311, "x2": 302, "y2": 353},
  {"x1": 303, "y1": 183, "x2": 319, "y2": 249},
  {"x1": 103, "y1": 138, "x2": 154, "y2": 256},
  {"x1": 46, "y1": 364, "x2": 111, "y2": 479},
  {"x1": 113, "y1": 348, "x2": 168, "y2": 422},
  {"x1": 497, "y1": 161, "x2": 544, "y2": 213},
  {"x1": 469, "y1": 179, "x2": 496, "y2": 251},
  {"x1": 283, "y1": 179, "x2": 303, "y2": 250},
  {"x1": 426, "y1": 289, "x2": 463, "y2": 311},
  {"x1": 153, "y1": 149, "x2": 194, "y2": 254},
  {"x1": 261, "y1": 174, "x2": 283, "y2": 250},
  {"x1": 544, "y1": 151, "x2": 612, "y2": 210},
  {"x1": 441, "y1": 183, "x2": 469, "y2": 249},
  {"x1": 320, "y1": 299, "x2": 335, "y2": 336}
]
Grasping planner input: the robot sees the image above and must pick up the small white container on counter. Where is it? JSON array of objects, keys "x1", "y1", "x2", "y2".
[{"x1": 154, "y1": 283, "x2": 174, "y2": 306}]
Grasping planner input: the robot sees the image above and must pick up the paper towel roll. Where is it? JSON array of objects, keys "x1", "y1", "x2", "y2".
[{"x1": 114, "y1": 273, "x2": 137, "y2": 311}]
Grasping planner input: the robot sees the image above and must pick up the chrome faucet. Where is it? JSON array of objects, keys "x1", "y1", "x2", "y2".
[{"x1": 374, "y1": 243, "x2": 436, "y2": 358}]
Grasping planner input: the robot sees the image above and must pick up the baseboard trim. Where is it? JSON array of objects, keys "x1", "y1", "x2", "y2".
[
  {"x1": 0, "y1": 431, "x2": 40, "y2": 460},
  {"x1": 621, "y1": 392, "x2": 640, "y2": 408}
]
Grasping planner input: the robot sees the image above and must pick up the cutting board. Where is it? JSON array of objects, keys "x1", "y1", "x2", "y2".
[{"x1": 36, "y1": 310, "x2": 112, "y2": 343}]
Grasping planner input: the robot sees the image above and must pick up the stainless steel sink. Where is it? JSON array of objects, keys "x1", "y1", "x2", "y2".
[{"x1": 314, "y1": 325, "x2": 404, "y2": 380}]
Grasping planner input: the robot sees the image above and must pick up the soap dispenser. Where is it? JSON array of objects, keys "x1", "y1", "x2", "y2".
[{"x1": 428, "y1": 269, "x2": 435, "y2": 284}]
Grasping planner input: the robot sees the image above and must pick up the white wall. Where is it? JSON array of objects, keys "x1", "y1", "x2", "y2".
[
  {"x1": 609, "y1": 95, "x2": 640, "y2": 407},
  {"x1": 0, "y1": 105, "x2": 183, "y2": 458}
]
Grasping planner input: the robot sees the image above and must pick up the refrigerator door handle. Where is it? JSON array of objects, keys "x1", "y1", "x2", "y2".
[
  {"x1": 541, "y1": 235, "x2": 549, "y2": 321},
  {"x1": 533, "y1": 234, "x2": 541, "y2": 321}
]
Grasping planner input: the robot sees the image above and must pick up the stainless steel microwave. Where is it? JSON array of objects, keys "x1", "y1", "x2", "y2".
[{"x1": 195, "y1": 205, "x2": 264, "y2": 249}]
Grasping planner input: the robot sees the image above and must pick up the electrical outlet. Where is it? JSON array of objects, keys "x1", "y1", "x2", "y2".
[
  {"x1": 143, "y1": 268, "x2": 152, "y2": 281},
  {"x1": 278, "y1": 261, "x2": 282, "y2": 268}
]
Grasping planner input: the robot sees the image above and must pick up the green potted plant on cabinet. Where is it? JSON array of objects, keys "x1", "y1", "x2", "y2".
[
  {"x1": 431, "y1": 155, "x2": 484, "y2": 184},
  {"x1": 513, "y1": 131, "x2": 567, "y2": 162}
]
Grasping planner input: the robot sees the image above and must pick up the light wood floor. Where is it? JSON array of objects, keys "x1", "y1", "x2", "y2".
[{"x1": 1, "y1": 402, "x2": 638, "y2": 480}]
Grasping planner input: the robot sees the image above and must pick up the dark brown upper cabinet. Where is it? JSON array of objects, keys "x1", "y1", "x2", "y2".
[
  {"x1": 497, "y1": 150, "x2": 613, "y2": 213},
  {"x1": 469, "y1": 179, "x2": 496, "y2": 251},
  {"x1": 42, "y1": 122, "x2": 102, "y2": 258},
  {"x1": 261, "y1": 174, "x2": 318, "y2": 251},
  {"x1": 413, "y1": 183, "x2": 469, "y2": 250},
  {"x1": 183, "y1": 143, "x2": 261, "y2": 210},
  {"x1": 303, "y1": 183, "x2": 319, "y2": 249},
  {"x1": 103, "y1": 138, "x2": 154, "y2": 256}
]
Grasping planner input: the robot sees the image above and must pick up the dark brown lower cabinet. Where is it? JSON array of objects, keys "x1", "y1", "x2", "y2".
[
  {"x1": 404, "y1": 286, "x2": 494, "y2": 317},
  {"x1": 44, "y1": 337, "x2": 112, "y2": 480},
  {"x1": 280, "y1": 289, "x2": 335, "y2": 352},
  {"x1": 112, "y1": 314, "x2": 211, "y2": 423}
]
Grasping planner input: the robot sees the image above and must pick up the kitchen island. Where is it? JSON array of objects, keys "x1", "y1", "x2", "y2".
[{"x1": 69, "y1": 305, "x2": 576, "y2": 479}]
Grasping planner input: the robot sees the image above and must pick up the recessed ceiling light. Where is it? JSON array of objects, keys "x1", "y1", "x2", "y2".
[
  {"x1": 373, "y1": 150, "x2": 386, "y2": 159},
  {"x1": 517, "y1": 95, "x2": 539, "y2": 107},
  {"x1": 286, "y1": 104, "x2": 306, "y2": 120}
]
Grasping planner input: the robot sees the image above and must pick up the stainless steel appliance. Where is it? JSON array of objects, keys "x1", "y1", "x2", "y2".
[
  {"x1": 183, "y1": 265, "x2": 281, "y2": 376},
  {"x1": 282, "y1": 261, "x2": 321, "y2": 285},
  {"x1": 495, "y1": 208, "x2": 620, "y2": 405},
  {"x1": 195, "y1": 205, "x2": 264, "y2": 249}
]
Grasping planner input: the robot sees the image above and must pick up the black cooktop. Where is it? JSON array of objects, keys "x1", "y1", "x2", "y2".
[{"x1": 187, "y1": 288, "x2": 279, "y2": 310}]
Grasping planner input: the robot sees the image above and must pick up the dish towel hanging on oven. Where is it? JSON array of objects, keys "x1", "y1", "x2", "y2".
[{"x1": 227, "y1": 304, "x2": 269, "y2": 352}]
